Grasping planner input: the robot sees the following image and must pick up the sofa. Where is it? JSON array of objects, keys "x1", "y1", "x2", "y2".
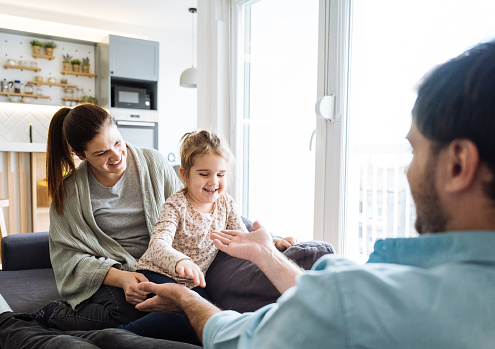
[{"x1": 0, "y1": 218, "x2": 334, "y2": 316}]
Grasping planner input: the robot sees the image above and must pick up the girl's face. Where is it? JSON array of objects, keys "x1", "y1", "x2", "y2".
[
  {"x1": 181, "y1": 153, "x2": 227, "y2": 213},
  {"x1": 77, "y1": 123, "x2": 127, "y2": 185}
]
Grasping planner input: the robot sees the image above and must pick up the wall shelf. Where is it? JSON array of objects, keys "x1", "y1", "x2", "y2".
[
  {"x1": 27, "y1": 81, "x2": 77, "y2": 88},
  {"x1": 3, "y1": 64, "x2": 41, "y2": 72},
  {"x1": 61, "y1": 97, "x2": 82, "y2": 102},
  {"x1": 0, "y1": 92, "x2": 50, "y2": 99},
  {"x1": 60, "y1": 71, "x2": 95, "y2": 78},
  {"x1": 32, "y1": 54, "x2": 55, "y2": 60}
]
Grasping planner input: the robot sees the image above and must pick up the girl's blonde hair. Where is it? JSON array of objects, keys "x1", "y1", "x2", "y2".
[{"x1": 180, "y1": 130, "x2": 233, "y2": 192}]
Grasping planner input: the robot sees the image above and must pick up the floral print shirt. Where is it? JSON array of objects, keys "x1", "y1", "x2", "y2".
[{"x1": 135, "y1": 189, "x2": 248, "y2": 288}]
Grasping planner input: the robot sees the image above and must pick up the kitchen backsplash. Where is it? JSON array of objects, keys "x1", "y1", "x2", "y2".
[{"x1": 0, "y1": 103, "x2": 58, "y2": 143}]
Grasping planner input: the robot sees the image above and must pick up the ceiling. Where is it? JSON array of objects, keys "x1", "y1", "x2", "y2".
[{"x1": 0, "y1": 0, "x2": 198, "y2": 37}]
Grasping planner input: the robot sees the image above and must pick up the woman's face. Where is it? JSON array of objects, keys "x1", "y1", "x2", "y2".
[{"x1": 79, "y1": 123, "x2": 127, "y2": 184}]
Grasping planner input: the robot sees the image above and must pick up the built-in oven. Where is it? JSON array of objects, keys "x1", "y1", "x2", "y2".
[{"x1": 111, "y1": 108, "x2": 158, "y2": 149}]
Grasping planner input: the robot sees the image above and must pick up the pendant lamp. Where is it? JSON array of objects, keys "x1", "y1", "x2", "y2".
[{"x1": 180, "y1": 8, "x2": 197, "y2": 88}]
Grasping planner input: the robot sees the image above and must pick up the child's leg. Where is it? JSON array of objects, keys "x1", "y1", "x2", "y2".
[{"x1": 120, "y1": 270, "x2": 209, "y2": 345}]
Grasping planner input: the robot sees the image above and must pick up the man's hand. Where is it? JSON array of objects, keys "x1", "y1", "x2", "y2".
[
  {"x1": 211, "y1": 220, "x2": 276, "y2": 265},
  {"x1": 136, "y1": 282, "x2": 221, "y2": 342},
  {"x1": 176, "y1": 259, "x2": 206, "y2": 288},
  {"x1": 135, "y1": 282, "x2": 189, "y2": 313},
  {"x1": 211, "y1": 221, "x2": 303, "y2": 294}
]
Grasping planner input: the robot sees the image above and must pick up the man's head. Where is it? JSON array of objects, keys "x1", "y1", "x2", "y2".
[{"x1": 408, "y1": 40, "x2": 495, "y2": 234}]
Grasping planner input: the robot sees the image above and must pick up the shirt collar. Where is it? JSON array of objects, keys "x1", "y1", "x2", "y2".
[{"x1": 367, "y1": 231, "x2": 495, "y2": 268}]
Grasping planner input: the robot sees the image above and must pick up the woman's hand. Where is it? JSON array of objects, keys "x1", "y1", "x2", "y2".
[
  {"x1": 176, "y1": 259, "x2": 206, "y2": 288},
  {"x1": 275, "y1": 236, "x2": 299, "y2": 251},
  {"x1": 103, "y1": 268, "x2": 149, "y2": 305},
  {"x1": 121, "y1": 271, "x2": 150, "y2": 305}
]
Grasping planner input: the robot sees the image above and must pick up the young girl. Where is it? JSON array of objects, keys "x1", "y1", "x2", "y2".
[{"x1": 121, "y1": 130, "x2": 296, "y2": 344}]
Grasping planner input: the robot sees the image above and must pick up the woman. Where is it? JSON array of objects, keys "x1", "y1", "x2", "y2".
[{"x1": 31, "y1": 104, "x2": 181, "y2": 331}]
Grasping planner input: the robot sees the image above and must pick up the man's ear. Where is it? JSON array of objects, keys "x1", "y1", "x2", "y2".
[{"x1": 444, "y1": 139, "x2": 480, "y2": 193}]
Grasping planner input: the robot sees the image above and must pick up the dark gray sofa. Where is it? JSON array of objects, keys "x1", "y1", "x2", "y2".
[{"x1": 0, "y1": 220, "x2": 334, "y2": 315}]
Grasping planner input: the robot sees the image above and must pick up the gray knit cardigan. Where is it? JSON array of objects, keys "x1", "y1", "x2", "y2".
[{"x1": 48, "y1": 144, "x2": 182, "y2": 309}]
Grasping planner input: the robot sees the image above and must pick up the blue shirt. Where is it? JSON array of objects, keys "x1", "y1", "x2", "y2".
[{"x1": 203, "y1": 232, "x2": 495, "y2": 348}]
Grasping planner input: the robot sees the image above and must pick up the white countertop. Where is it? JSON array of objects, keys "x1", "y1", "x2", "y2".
[{"x1": 0, "y1": 142, "x2": 47, "y2": 152}]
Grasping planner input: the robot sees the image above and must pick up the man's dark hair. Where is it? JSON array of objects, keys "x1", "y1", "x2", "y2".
[{"x1": 412, "y1": 40, "x2": 495, "y2": 200}]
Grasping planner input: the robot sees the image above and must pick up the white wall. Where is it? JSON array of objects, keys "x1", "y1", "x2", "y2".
[{"x1": 0, "y1": 0, "x2": 198, "y2": 162}]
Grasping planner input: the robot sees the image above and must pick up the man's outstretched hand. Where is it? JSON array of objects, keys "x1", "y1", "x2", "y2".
[
  {"x1": 211, "y1": 221, "x2": 303, "y2": 294},
  {"x1": 211, "y1": 221, "x2": 275, "y2": 265}
]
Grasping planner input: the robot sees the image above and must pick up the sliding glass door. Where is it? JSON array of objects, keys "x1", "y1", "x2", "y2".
[
  {"x1": 340, "y1": 0, "x2": 495, "y2": 260},
  {"x1": 232, "y1": 0, "x2": 319, "y2": 242}
]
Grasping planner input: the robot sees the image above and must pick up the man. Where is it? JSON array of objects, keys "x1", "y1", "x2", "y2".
[{"x1": 135, "y1": 40, "x2": 495, "y2": 348}]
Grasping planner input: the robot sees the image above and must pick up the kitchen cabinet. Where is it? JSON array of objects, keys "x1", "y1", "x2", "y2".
[
  {"x1": 98, "y1": 35, "x2": 159, "y2": 113},
  {"x1": 108, "y1": 35, "x2": 159, "y2": 81}
]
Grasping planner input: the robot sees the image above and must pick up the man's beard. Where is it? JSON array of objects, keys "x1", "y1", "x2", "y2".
[{"x1": 412, "y1": 156, "x2": 451, "y2": 235}]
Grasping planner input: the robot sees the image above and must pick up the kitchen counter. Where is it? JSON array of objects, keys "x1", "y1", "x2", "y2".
[{"x1": 0, "y1": 143, "x2": 46, "y2": 152}]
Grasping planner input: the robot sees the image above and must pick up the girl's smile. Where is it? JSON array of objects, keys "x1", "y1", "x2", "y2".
[{"x1": 181, "y1": 153, "x2": 227, "y2": 213}]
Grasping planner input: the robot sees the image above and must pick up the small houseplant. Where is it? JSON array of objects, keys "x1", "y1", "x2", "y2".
[
  {"x1": 62, "y1": 54, "x2": 72, "y2": 71},
  {"x1": 30, "y1": 39, "x2": 43, "y2": 55},
  {"x1": 80, "y1": 95, "x2": 99, "y2": 105},
  {"x1": 70, "y1": 58, "x2": 81, "y2": 72},
  {"x1": 82, "y1": 57, "x2": 90, "y2": 74},
  {"x1": 42, "y1": 41, "x2": 57, "y2": 56}
]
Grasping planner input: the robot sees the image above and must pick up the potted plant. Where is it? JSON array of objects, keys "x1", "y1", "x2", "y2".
[
  {"x1": 30, "y1": 40, "x2": 43, "y2": 55},
  {"x1": 80, "y1": 95, "x2": 99, "y2": 105},
  {"x1": 82, "y1": 57, "x2": 90, "y2": 74},
  {"x1": 62, "y1": 54, "x2": 72, "y2": 71},
  {"x1": 70, "y1": 58, "x2": 81, "y2": 72},
  {"x1": 42, "y1": 41, "x2": 57, "y2": 56}
]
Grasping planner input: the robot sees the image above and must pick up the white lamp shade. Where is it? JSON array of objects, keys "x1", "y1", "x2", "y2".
[{"x1": 180, "y1": 67, "x2": 197, "y2": 88}]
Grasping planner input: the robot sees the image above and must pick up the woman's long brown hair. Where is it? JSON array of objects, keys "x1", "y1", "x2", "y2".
[{"x1": 46, "y1": 104, "x2": 114, "y2": 214}]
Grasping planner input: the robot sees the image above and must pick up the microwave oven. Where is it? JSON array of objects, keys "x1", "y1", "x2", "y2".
[{"x1": 112, "y1": 85, "x2": 151, "y2": 110}]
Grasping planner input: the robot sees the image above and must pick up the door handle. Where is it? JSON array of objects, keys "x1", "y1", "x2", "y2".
[
  {"x1": 315, "y1": 95, "x2": 336, "y2": 121},
  {"x1": 309, "y1": 129, "x2": 318, "y2": 151}
]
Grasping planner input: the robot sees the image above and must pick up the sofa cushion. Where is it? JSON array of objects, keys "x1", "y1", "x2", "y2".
[
  {"x1": 0, "y1": 268, "x2": 60, "y2": 313},
  {"x1": 205, "y1": 240, "x2": 334, "y2": 313},
  {"x1": 1, "y1": 232, "x2": 51, "y2": 271}
]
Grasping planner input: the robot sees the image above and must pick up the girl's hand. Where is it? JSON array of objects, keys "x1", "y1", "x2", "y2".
[
  {"x1": 275, "y1": 236, "x2": 299, "y2": 251},
  {"x1": 120, "y1": 271, "x2": 150, "y2": 305},
  {"x1": 176, "y1": 259, "x2": 206, "y2": 288}
]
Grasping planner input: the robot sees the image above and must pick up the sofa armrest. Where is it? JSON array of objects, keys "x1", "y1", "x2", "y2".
[{"x1": 1, "y1": 232, "x2": 51, "y2": 271}]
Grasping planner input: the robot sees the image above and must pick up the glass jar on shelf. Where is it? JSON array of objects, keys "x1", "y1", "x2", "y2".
[
  {"x1": 24, "y1": 84, "x2": 34, "y2": 94},
  {"x1": 76, "y1": 88, "x2": 84, "y2": 99},
  {"x1": 14, "y1": 80, "x2": 21, "y2": 93},
  {"x1": 36, "y1": 85, "x2": 43, "y2": 95},
  {"x1": 64, "y1": 88, "x2": 74, "y2": 98}
]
